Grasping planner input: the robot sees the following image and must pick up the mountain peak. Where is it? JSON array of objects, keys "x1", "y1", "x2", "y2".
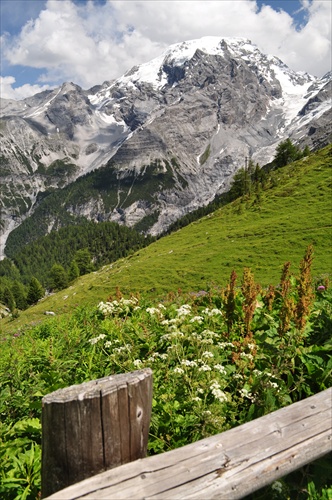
[{"x1": 116, "y1": 36, "x2": 256, "y2": 90}]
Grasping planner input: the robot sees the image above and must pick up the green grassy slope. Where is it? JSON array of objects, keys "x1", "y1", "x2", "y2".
[{"x1": 1, "y1": 145, "x2": 331, "y2": 333}]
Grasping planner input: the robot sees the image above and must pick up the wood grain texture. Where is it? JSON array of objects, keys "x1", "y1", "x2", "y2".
[
  {"x1": 44, "y1": 387, "x2": 332, "y2": 500},
  {"x1": 41, "y1": 369, "x2": 152, "y2": 498}
]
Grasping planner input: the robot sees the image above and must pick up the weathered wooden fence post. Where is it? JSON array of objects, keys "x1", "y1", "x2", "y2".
[{"x1": 41, "y1": 368, "x2": 152, "y2": 498}]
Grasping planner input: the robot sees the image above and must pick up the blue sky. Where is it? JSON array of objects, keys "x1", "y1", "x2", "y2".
[{"x1": 0, "y1": 0, "x2": 331, "y2": 99}]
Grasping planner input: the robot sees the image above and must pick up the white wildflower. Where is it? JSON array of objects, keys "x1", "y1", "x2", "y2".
[
  {"x1": 89, "y1": 337, "x2": 99, "y2": 345},
  {"x1": 190, "y1": 316, "x2": 204, "y2": 323},
  {"x1": 199, "y1": 364, "x2": 211, "y2": 372},
  {"x1": 202, "y1": 329, "x2": 218, "y2": 338},
  {"x1": 239, "y1": 388, "x2": 255, "y2": 402},
  {"x1": 218, "y1": 342, "x2": 234, "y2": 348},
  {"x1": 211, "y1": 387, "x2": 227, "y2": 402},
  {"x1": 133, "y1": 359, "x2": 142, "y2": 367},
  {"x1": 214, "y1": 364, "x2": 227, "y2": 375},
  {"x1": 240, "y1": 352, "x2": 254, "y2": 361},
  {"x1": 174, "y1": 367, "x2": 185, "y2": 375},
  {"x1": 176, "y1": 304, "x2": 192, "y2": 317},
  {"x1": 181, "y1": 360, "x2": 198, "y2": 367},
  {"x1": 146, "y1": 307, "x2": 161, "y2": 316},
  {"x1": 202, "y1": 351, "x2": 214, "y2": 359},
  {"x1": 203, "y1": 307, "x2": 222, "y2": 317},
  {"x1": 88, "y1": 333, "x2": 106, "y2": 345}
]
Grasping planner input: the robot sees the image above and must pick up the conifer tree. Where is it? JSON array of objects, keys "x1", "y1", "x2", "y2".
[
  {"x1": 48, "y1": 264, "x2": 68, "y2": 291},
  {"x1": 274, "y1": 139, "x2": 302, "y2": 169},
  {"x1": 68, "y1": 260, "x2": 80, "y2": 282},
  {"x1": 27, "y1": 277, "x2": 44, "y2": 305},
  {"x1": 74, "y1": 248, "x2": 94, "y2": 276},
  {"x1": 11, "y1": 281, "x2": 27, "y2": 310},
  {"x1": 3, "y1": 286, "x2": 15, "y2": 311}
]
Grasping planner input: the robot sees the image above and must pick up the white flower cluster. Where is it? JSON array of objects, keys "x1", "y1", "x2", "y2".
[
  {"x1": 189, "y1": 316, "x2": 204, "y2": 323},
  {"x1": 147, "y1": 352, "x2": 168, "y2": 363},
  {"x1": 217, "y1": 342, "x2": 234, "y2": 349},
  {"x1": 201, "y1": 338, "x2": 214, "y2": 345},
  {"x1": 202, "y1": 307, "x2": 222, "y2": 317},
  {"x1": 202, "y1": 351, "x2": 214, "y2": 359},
  {"x1": 160, "y1": 330, "x2": 184, "y2": 342},
  {"x1": 104, "y1": 339, "x2": 121, "y2": 348},
  {"x1": 199, "y1": 364, "x2": 211, "y2": 372},
  {"x1": 176, "y1": 304, "x2": 192, "y2": 317},
  {"x1": 240, "y1": 352, "x2": 254, "y2": 361},
  {"x1": 98, "y1": 297, "x2": 139, "y2": 316},
  {"x1": 161, "y1": 318, "x2": 178, "y2": 326},
  {"x1": 88, "y1": 334, "x2": 106, "y2": 344},
  {"x1": 113, "y1": 344, "x2": 132, "y2": 354},
  {"x1": 146, "y1": 304, "x2": 166, "y2": 317},
  {"x1": 210, "y1": 381, "x2": 227, "y2": 402},
  {"x1": 239, "y1": 388, "x2": 256, "y2": 402},
  {"x1": 202, "y1": 329, "x2": 219, "y2": 338},
  {"x1": 181, "y1": 359, "x2": 198, "y2": 367},
  {"x1": 214, "y1": 364, "x2": 227, "y2": 375}
]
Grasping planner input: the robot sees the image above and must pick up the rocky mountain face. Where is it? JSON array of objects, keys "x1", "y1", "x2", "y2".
[{"x1": 0, "y1": 37, "x2": 331, "y2": 258}]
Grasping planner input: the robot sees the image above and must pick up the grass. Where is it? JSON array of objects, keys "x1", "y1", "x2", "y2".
[{"x1": 1, "y1": 145, "x2": 331, "y2": 335}]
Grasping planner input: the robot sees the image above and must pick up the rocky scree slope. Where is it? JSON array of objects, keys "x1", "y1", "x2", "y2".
[{"x1": 0, "y1": 37, "x2": 331, "y2": 257}]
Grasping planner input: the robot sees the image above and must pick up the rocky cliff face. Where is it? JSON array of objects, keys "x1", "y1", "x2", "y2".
[{"x1": 0, "y1": 37, "x2": 331, "y2": 257}]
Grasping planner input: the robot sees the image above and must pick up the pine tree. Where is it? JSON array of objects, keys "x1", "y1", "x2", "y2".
[
  {"x1": 74, "y1": 248, "x2": 94, "y2": 276},
  {"x1": 11, "y1": 281, "x2": 27, "y2": 310},
  {"x1": 274, "y1": 139, "x2": 302, "y2": 169},
  {"x1": 27, "y1": 277, "x2": 44, "y2": 305},
  {"x1": 3, "y1": 286, "x2": 15, "y2": 311},
  {"x1": 48, "y1": 264, "x2": 68, "y2": 291},
  {"x1": 68, "y1": 260, "x2": 80, "y2": 282}
]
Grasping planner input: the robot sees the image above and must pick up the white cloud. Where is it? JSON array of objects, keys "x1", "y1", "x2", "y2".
[
  {"x1": 0, "y1": 76, "x2": 51, "y2": 100},
  {"x1": 1, "y1": 0, "x2": 331, "y2": 100}
]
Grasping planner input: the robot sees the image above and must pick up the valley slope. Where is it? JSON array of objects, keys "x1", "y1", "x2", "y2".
[{"x1": 1, "y1": 144, "x2": 331, "y2": 333}]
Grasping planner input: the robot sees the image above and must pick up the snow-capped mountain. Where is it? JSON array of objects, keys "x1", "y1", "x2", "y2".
[{"x1": 0, "y1": 37, "x2": 331, "y2": 258}]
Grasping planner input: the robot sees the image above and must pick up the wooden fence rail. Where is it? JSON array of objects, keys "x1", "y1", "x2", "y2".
[{"x1": 43, "y1": 376, "x2": 331, "y2": 500}]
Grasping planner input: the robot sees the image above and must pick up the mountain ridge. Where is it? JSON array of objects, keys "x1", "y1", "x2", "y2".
[{"x1": 1, "y1": 36, "x2": 331, "y2": 257}]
